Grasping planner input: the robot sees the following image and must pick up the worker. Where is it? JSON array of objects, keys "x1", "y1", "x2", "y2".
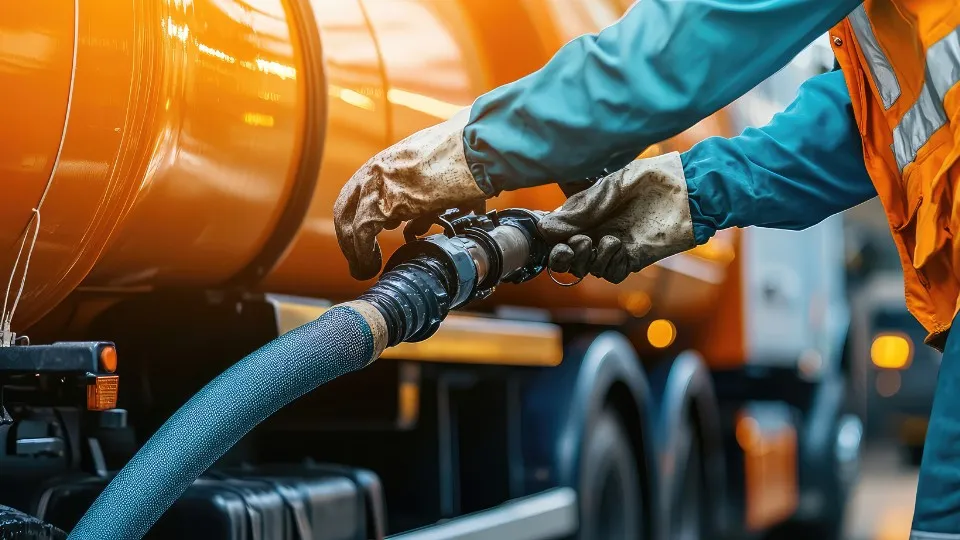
[{"x1": 334, "y1": 2, "x2": 960, "y2": 537}]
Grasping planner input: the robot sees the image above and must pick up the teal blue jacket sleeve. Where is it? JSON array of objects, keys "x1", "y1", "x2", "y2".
[
  {"x1": 462, "y1": 0, "x2": 863, "y2": 195},
  {"x1": 683, "y1": 69, "x2": 876, "y2": 245}
]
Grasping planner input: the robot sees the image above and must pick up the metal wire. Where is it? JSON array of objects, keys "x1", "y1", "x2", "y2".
[
  {"x1": 546, "y1": 266, "x2": 585, "y2": 287},
  {"x1": 1, "y1": 0, "x2": 78, "y2": 343},
  {"x1": 4, "y1": 209, "x2": 41, "y2": 332}
]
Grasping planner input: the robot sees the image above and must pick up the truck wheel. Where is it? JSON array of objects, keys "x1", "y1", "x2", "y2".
[
  {"x1": 0, "y1": 505, "x2": 66, "y2": 540},
  {"x1": 674, "y1": 429, "x2": 706, "y2": 540},
  {"x1": 578, "y1": 407, "x2": 644, "y2": 540}
]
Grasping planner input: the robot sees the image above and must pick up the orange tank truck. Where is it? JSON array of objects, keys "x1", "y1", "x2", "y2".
[
  {"x1": 0, "y1": 0, "x2": 730, "y2": 329},
  {"x1": 0, "y1": 3, "x2": 860, "y2": 540}
]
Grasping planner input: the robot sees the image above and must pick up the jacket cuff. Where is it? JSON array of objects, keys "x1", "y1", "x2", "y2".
[
  {"x1": 462, "y1": 123, "x2": 500, "y2": 198},
  {"x1": 681, "y1": 151, "x2": 720, "y2": 245}
]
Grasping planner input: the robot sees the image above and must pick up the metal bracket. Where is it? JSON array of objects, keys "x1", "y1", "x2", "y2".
[
  {"x1": 0, "y1": 342, "x2": 115, "y2": 374},
  {"x1": 0, "y1": 341, "x2": 120, "y2": 417}
]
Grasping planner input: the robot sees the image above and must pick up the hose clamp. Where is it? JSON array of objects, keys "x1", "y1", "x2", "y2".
[{"x1": 383, "y1": 234, "x2": 477, "y2": 310}]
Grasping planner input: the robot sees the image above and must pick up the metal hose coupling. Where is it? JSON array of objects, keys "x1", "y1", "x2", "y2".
[{"x1": 359, "y1": 207, "x2": 549, "y2": 346}]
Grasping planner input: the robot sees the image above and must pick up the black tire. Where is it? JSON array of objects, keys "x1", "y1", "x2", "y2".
[
  {"x1": 0, "y1": 505, "x2": 66, "y2": 540},
  {"x1": 770, "y1": 516, "x2": 843, "y2": 540},
  {"x1": 673, "y1": 428, "x2": 707, "y2": 540},
  {"x1": 578, "y1": 407, "x2": 645, "y2": 540}
]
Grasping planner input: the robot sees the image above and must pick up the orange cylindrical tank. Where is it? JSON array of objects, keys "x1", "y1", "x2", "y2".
[
  {"x1": 2, "y1": 0, "x2": 736, "y2": 333},
  {"x1": 1, "y1": 0, "x2": 318, "y2": 329}
]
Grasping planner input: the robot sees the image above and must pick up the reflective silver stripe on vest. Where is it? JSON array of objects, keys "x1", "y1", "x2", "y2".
[
  {"x1": 892, "y1": 27, "x2": 960, "y2": 172},
  {"x1": 849, "y1": 5, "x2": 901, "y2": 109}
]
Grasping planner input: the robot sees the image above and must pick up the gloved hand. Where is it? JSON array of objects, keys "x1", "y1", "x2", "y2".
[
  {"x1": 538, "y1": 152, "x2": 696, "y2": 284},
  {"x1": 335, "y1": 107, "x2": 488, "y2": 280}
]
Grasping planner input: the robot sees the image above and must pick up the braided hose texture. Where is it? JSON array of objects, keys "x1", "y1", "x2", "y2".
[{"x1": 68, "y1": 303, "x2": 385, "y2": 539}]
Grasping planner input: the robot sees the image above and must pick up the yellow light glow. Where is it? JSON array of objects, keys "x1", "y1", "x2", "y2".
[
  {"x1": 647, "y1": 319, "x2": 676, "y2": 349},
  {"x1": 871, "y1": 333, "x2": 912, "y2": 369},
  {"x1": 241, "y1": 59, "x2": 297, "y2": 80},
  {"x1": 619, "y1": 291, "x2": 652, "y2": 318},
  {"x1": 243, "y1": 112, "x2": 275, "y2": 128},
  {"x1": 197, "y1": 43, "x2": 235, "y2": 64},
  {"x1": 387, "y1": 88, "x2": 463, "y2": 120},
  {"x1": 255, "y1": 58, "x2": 296, "y2": 80},
  {"x1": 258, "y1": 90, "x2": 282, "y2": 103},
  {"x1": 334, "y1": 86, "x2": 376, "y2": 111},
  {"x1": 165, "y1": 18, "x2": 189, "y2": 42}
]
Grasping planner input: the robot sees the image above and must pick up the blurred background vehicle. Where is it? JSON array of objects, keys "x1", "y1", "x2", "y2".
[
  {"x1": 845, "y1": 205, "x2": 940, "y2": 467},
  {"x1": 0, "y1": 2, "x2": 922, "y2": 540}
]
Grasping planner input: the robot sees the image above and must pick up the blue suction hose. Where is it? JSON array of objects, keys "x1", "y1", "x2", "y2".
[{"x1": 68, "y1": 209, "x2": 548, "y2": 539}]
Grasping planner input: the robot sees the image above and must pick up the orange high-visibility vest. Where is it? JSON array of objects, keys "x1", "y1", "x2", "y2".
[{"x1": 831, "y1": 2, "x2": 960, "y2": 349}]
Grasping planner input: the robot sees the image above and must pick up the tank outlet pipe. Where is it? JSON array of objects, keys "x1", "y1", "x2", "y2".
[{"x1": 68, "y1": 208, "x2": 548, "y2": 540}]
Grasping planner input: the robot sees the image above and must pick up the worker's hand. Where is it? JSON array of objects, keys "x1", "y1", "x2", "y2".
[
  {"x1": 538, "y1": 152, "x2": 696, "y2": 284},
  {"x1": 335, "y1": 107, "x2": 488, "y2": 280}
]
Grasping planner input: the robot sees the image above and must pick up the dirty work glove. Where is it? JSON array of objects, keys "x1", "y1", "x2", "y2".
[
  {"x1": 538, "y1": 152, "x2": 696, "y2": 284},
  {"x1": 335, "y1": 107, "x2": 488, "y2": 280}
]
